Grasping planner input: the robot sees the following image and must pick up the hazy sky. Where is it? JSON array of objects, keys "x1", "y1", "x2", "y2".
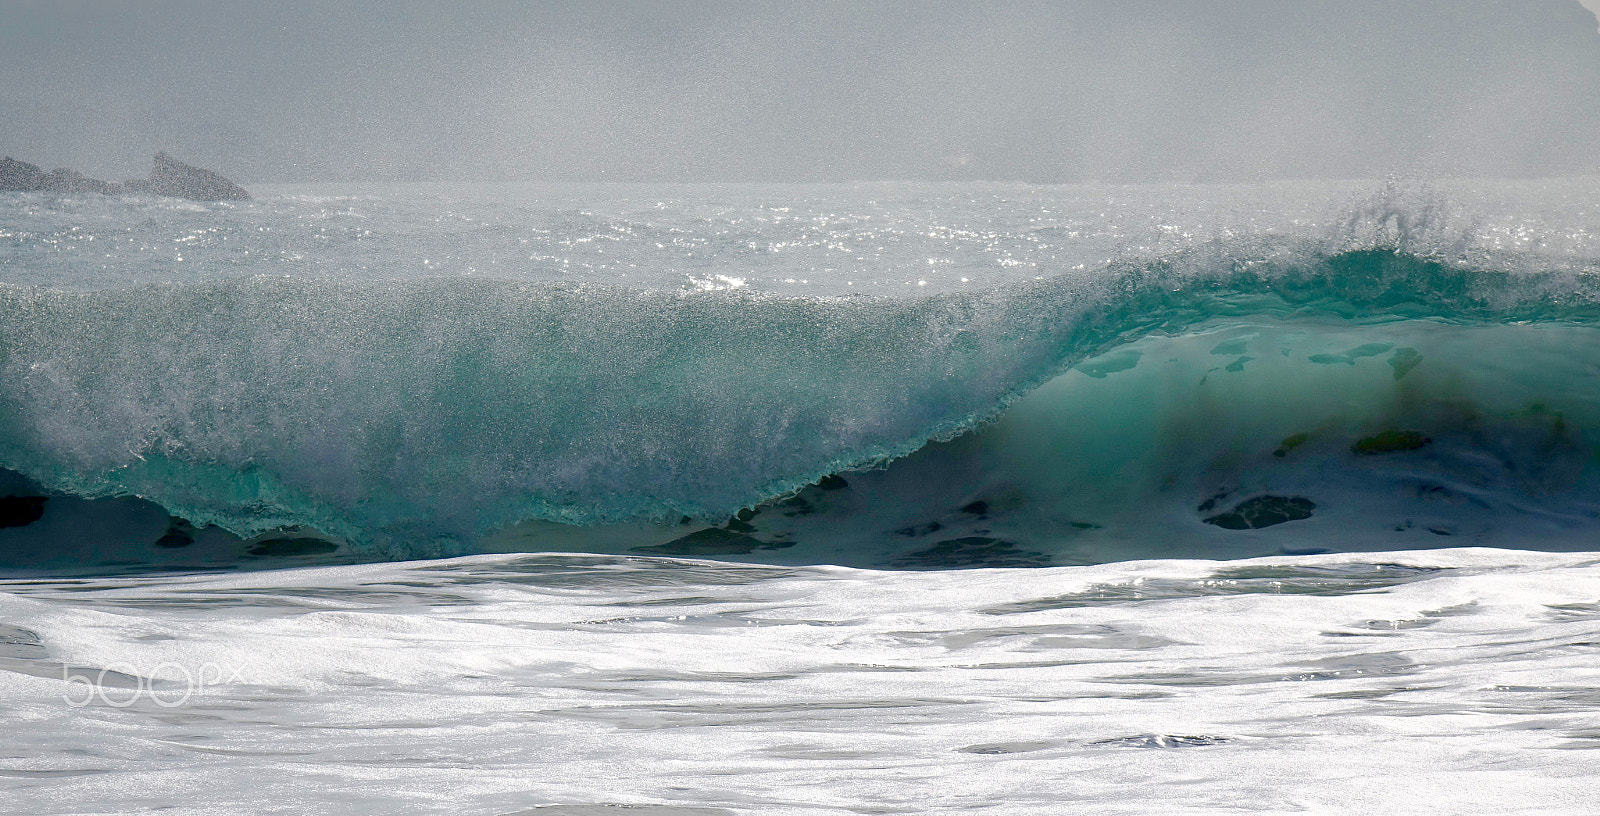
[{"x1": 2, "y1": 0, "x2": 1598, "y2": 183}]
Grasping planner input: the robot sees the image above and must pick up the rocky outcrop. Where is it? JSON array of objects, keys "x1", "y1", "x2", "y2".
[
  {"x1": 39, "y1": 167, "x2": 120, "y2": 195},
  {"x1": 0, "y1": 153, "x2": 250, "y2": 201},
  {"x1": 1352, "y1": 430, "x2": 1431, "y2": 455},
  {"x1": 146, "y1": 152, "x2": 251, "y2": 201},
  {"x1": 1203, "y1": 495, "x2": 1316, "y2": 529},
  {"x1": 0, "y1": 496, "x2": 47, "y2": 528},
  {"x1": 887, "y1": 536, "x2": 1053, "y2": 569},
  {"x1": 0, "y1": 157, "x2": 46, "y2": 190}
]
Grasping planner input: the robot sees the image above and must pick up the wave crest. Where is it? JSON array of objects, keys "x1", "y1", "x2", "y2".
[{"x1": 0, "y1": 219, "x2": 1597, "y2": 554}]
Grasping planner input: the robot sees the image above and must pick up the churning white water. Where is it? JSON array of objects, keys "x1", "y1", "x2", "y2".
[{"x1": 1, "y1": 549, "x2": 1598, "y2": 814}]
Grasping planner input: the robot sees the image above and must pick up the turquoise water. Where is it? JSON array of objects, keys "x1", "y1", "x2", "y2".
[
  {"x1": 5, "y1": 181, "x2": 1600, "y2": 815},
  {"x1": 1, "y1": 180, "x2": 1599, "y2": 568}
]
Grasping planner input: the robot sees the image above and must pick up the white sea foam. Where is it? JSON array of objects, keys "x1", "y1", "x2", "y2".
[{"x1": 0, "y1": 549, "x2": 1596, "y2": 813}]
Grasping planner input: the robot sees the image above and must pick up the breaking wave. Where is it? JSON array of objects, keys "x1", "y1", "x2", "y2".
[{"x1": 2, "y1": 193, "x2": 1600, "y2": 567}]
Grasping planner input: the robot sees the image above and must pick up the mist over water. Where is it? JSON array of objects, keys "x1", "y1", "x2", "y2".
[
  {"x1": 5, "y1": 5, "x2": 1600, "y2": 815},
  {"x1": 2, "y1": 1, "x2": 1599, "y2": 183}
]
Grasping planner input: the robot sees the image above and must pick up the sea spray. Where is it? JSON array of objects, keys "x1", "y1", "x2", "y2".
[{"x1": 1, "y1": 181, "x2": 1599, "y2": 566}]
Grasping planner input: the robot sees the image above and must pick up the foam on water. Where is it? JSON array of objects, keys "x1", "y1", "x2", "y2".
[{"x1": 0, "y1": 549, "x2": 1596, "y2": 813}]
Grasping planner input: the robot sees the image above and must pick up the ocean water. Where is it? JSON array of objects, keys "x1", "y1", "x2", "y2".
[{"x1": 2, "y1": 180, "x2": 1600, "y2": 813}]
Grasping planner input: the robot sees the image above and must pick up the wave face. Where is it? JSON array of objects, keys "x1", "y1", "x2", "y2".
[
  {"x1": 2, "y1": 180, "x2": 1600, "y2": 567},
  {"x1": 655, "y1": 317, "x2": 1600, "y2": 568}
]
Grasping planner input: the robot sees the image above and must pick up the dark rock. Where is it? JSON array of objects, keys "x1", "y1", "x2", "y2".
[
  {"x1": 1, "y1": 153, "x2": 250, "y2": 201},
  {"x1": 888, "y1": 536, "x2": 1052, "y2": 569},
  {"x1": 247, "y1": 538, "x2": 339, "y2": 557},
  {"x1": 816, "y1": 474, "x2": 849, "y2": 490},
  {"x1": 960, "y1": 500, "x2": 989, "y2": 516},
  {"x1": 633, "y1": 527, "x2": 779, "y2": 556},
  {"x1": 1204, "y1": 495, "x2": 1316, "y2": 530},
  {"x1": 154, "y1": 518, "x2": 196, "y2": 548},
  {"x1": 41, "y1": 167, "x2": 117, "y2": 194},
  {"x1": 777, "y1": 495, "x2": 815, "y2": 517},
  {"x1": 0, "y1": 157, "x2": 47, "y2": 191},
  {"x1": 1273, "y1": 432, "x2": 1310, "y2": 458},
  {"x1": 1352, "y1": 430, "x2": 1430, "y2": 455},
  {"x1": 0, "y1": 158, "x2": 116, "y2": 193},
  {"x1": 153, "y1": 530, "x2": 193, "y2": 548},
  {"x1": 148, "y1": 152, "x2": 251, "y2": 201},
  {"x1": 0, "y1": 496, "x2": 46, "y2": 528}
]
